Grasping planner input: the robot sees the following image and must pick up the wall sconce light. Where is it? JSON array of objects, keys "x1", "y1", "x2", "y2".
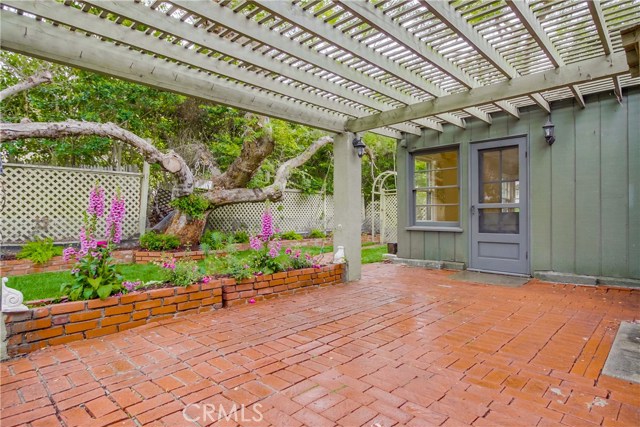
[
  {"x1": 542, "y1": 117, "x2": 555, "y2": 145},
  {"x1": 352, "y1": 135, "x2": 366, "y2": 158}
]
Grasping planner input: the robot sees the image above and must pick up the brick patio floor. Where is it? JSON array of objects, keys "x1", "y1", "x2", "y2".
[{"x1": 2, "y1": 263, "x2": 639, "y2": 427}]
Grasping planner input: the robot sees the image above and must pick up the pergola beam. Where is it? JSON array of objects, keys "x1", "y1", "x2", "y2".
[
  {"x1": 346, "y1": 53, "x2": 629, "y2": 132},
  {"x1": 419, "y1": 0, "x2": 518, "y2": 79},
  {"x1": 506, "y1": 0, "x2": 564, "y2": 67},
  {"x1": 587, "y1": 1, "x2": 613, "y2": 55},
  {"x1": 529, "y1": 93, "x2": 550, "y2": 114},
  {"x1": 0, "y1": 13, "x2": 349, "y2": 134},
  {"x1": 493, "y1": 101, "x2": 520, "y2": 119}
]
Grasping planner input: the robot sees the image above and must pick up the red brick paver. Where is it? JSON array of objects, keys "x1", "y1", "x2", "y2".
[{"x1": 2, "y1": 264, "x2": 639, "y2": 426}]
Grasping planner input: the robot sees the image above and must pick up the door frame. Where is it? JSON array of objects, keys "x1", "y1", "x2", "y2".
[{"x1": 467, "y1": 134, "x2": 531, "y2": 276}]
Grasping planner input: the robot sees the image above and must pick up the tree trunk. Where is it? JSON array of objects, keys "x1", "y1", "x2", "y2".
[{"x1": 164, "y1": 211, "x2": 209, "y2": 247}]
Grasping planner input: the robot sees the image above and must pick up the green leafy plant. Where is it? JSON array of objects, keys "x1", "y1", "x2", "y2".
[
  {"x1": 16, "y1": 237, "x2": 62, "y2": 265},
  {"x1": 160, "y1": 256, "x2": 205, "y2": 286},
  {"x1": 62, "y1": 246, "x2": 123, "y2": 300},
  {"x1": 308, "y1": 229, "x2": 326, "y2": 239},
  {"x1": 205, "y1": 251, "x2": 254, "y2": 281},
  {"x1": 233, "y1": 230, "x2": 250, "y2": 243},
  {"x1": 139, "y1": 231, "x2": 181, "y2": 251},
  {"x1": 61, "y1": 184, "x2": 126, "y2": 300},
  {"x1": 280, "y1": 230, "x2": 303, "y2": 241},
  {"x1": 169, "y1": 194, "x2": 210, "y2": 220},
  {"x1": 201, "y1": 230, "x2": 227, "y2": 250}
]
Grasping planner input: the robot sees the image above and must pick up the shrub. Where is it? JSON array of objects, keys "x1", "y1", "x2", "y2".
[
  {"x1": 160, "y1": 256, "x2": 205, "y2": 286},
  {"x1": 139, "y1": 232, "x2": 181, "y2": 251},
  {"x1": 169, "y1": 194, "x2": 210, "y2": 220},
  {"x1": 280, "y1": 230, "x2": 303, "y2": 241},
  {"x1": 201, "y1": 230, "x2": 227, "y2": 250},
  {"x1": 308, "y1": 229, "x2": 326, "y2": 239},
  {"x1": 233, "y1": 230, "x2": 250, "y2": 243},
  {"x1": 16, "y1": 237, "x2": 62, "y2": 265}
]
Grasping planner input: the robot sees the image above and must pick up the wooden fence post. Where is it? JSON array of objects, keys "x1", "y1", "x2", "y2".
[{"x1": 139, "y1": 162, "x2": 150, "y2": 236}]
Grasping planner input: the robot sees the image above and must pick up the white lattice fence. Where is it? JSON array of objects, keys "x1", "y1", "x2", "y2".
[
  {"x1": 381, "y1": 191, "x2": 398, "y2": 243},
  {"x1": 207, "y1": 190, "x2": 333, "y2": 234},
  {"x1": 0, "y1": 164, "x2": 144, "y2": 244}
]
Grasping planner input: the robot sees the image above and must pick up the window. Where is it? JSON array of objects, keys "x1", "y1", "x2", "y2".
[{"x1": 412, "y1": 148, "x2": 459, "y2": 226}]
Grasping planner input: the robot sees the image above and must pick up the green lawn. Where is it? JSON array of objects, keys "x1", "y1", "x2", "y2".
[{"x1": 10, "y1": 244, "x2": 388, "y2": 302}]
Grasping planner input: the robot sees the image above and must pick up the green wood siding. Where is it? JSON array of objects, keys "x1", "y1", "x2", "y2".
[{"x1": 396, "y1": 88, "x2": 639, "y2": 279}]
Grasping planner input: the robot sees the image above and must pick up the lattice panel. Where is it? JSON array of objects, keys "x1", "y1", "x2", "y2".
[
  {"x1": 0, "y1": 164, "x2": 142, "y2": 244},
  {"x1": 381, "y1": 191, "x2": 398, "y2": 244},
  {"x1": 363, "y1": 201, "x2": 381, "y2": 234},
  {"x1": 207, "y1": 191, "x2": 334, "y2": 234}
]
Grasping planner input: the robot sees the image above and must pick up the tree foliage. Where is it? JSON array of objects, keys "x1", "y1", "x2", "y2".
[{"x1": 0, "y1": 51, "x2": 397, "y2": 199}]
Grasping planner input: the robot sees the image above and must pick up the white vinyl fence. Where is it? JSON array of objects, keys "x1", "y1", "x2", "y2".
[{"x1": 0, "y1": 164, "x2": 148, "y2": 244}]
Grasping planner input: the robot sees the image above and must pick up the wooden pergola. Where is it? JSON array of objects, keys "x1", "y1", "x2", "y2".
[{"x1": 1, "y1": 0, "x2": 639, "y2": 279}]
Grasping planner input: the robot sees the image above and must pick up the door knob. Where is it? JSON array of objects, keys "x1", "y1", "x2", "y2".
[{"x1": 470, "y1": 205, "x2": 476, "y2": 215}]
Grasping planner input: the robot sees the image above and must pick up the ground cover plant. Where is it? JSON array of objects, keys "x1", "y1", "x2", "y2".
[{"x1": 16, "y1": 237, "x2": 62, "y2": 265}]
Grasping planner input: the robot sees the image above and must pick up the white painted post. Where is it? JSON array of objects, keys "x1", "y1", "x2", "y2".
[
  {"x1": 333, "y1": 132, "x2": 362, "y2": 281},
  {"x1": 138, "y1": 162, "x2": 150, "y2": 235}
]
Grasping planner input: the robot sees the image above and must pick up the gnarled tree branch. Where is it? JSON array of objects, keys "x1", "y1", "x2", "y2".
[
  {"x1": 0, "y1": 120, "x2": 194, "y2": 196},
  {"x1": 0, "y1": 71, "x2": 53, "y2": 102},
  {"x1": 203, "y1": 135, "x2": 334, "y2": 206},
  {"x1": 212, "y1": 114, "x2": 275, "y2": 189}
]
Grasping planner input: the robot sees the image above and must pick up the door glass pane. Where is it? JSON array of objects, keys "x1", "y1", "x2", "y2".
[
  {"x1": 481, "y1": 150, "x2": 500, "y2": 183},
  {"x1": 479, "y1": 208, "x2": 519, "y2": 234},
  {"x1": 502, "y1": 147, "x2": 519, "y2": 180},
  {"x1": 482, "y1": 183, "x2": 501, "y2": 203},
  {"x1": 501, "y1": 181, "x2": 519, "y2": 203}
]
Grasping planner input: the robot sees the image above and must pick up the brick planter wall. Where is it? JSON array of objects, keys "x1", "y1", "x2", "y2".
[
  {"x1": 3, "y1": 279, "x2": 223, "y2": 357},
  {"x1": 223, "y1": 264, "x2": 344, "y2": 306},
  {"x1": 0, "y1": 250, "x2": 134, "y2": 277},
  {"x1": 134, "y1": 250, "x2": 207, "y2": 264},
  {"x1": 3, "y1": 263, "x2": 344, "y2": 357}
]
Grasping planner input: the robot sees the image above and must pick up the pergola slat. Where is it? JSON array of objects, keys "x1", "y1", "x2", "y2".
[
  {"x1": 346, "y1": 52, "x2": 630, "y2": 132},
  {"x1": 0, "y1": 12, "x2": 351, "y2": 135},
  {"x1": 170, "y1": 0, "x2": 444, "y2": 132},
  {"x1": 4, "y1": 0, "x2": 422, "y2": 137},
  {"x1": 0, "y1": 0, "x2": 636, "y2": 139}
]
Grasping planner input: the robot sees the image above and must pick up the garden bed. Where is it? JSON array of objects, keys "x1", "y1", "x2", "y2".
[
  {"x1": 3, "y1": 263, "x2": 343, "y2": 357},
  {"x1": 0, "y1": 235, "x2": 377, "y2": 276},
  {"x1": 0, "y1": 250, "x2": 135, "y2": 277}
]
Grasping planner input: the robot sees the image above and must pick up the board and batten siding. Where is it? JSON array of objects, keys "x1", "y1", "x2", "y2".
[{"x1": 396, "y1": 87, "x2": 639, "y2": 280}]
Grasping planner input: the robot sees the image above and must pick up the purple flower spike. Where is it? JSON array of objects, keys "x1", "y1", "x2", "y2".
[
  {"x1": 87, "y1": 185, "x2": 105, "y2": 218},
  {"x1": 261, "y1": 208, "x2": 274, "y2": 241}
]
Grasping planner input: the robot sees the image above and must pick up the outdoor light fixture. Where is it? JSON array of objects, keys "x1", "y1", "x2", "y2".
[
  {"x1": 542, "y1": 117, "x2": 556, "y2": 145},
  {"x1": 352, "y1": 135, "x2": 366, "y2": 158}
]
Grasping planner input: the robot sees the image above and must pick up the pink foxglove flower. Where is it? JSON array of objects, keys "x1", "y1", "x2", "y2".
[
  {"x1": 87, "y1": 185, "x2": 105, "y2": 218},
  {"x1": 285, "y1": 248, "x2": 292, "y2": 255},
  {"x1": 261, "y1": 208, "x2": 274, "y2": 241},
  {"x1": 250, "y1": 236, "x2": 263, "y2": 251},
  {"x1": 106, "y1": 192, "x2": 126, "y2": 244},
  {"x1": 268, "y1": 246, "x2": 279, "y2": 258},
  {"x1": 62, "y1": 247, "x2": 77, "y2": 262}
]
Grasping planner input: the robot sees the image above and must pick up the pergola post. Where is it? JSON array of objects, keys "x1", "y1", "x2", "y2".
[{"x1": 333, "y1": 132, "x2": 362, "y2": 281}]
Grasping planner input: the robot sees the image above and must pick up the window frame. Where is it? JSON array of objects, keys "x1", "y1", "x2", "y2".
[{"x1": 409, "y1": 145, "x2": 461, "y2": 230}]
